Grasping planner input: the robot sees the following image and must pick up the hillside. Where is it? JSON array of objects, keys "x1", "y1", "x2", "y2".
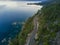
[
  {"x1": 9, "y1": 16, "x2": 35, "y2": 45},
  {"x1": 9, "y1": 2, "x2": 60, "y2": 45},
  {"x1": 36, "y1": 3, "x2": 60, "y2": 45}
]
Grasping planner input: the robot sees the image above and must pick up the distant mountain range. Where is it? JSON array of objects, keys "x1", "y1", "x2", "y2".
[{"x1": 27, "y1": 0, "x2": 60, "y2": 6}]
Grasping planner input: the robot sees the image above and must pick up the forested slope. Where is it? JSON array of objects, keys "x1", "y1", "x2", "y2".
[
  {"x1": 9, "y1": 2, "x2": 60, "y2": 45},
  {"x1": 36, "y1": 3, "x2": 60, "y2": 45}
]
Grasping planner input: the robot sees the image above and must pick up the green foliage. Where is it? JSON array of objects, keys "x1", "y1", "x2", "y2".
[
  {"x1": 9, "y1": 2, "x2": 60, "y2": 45},
  {"x1": 9, "y1": 35, "x2": 19, "y2": 45},
  {"x1": 9, "y1": 17, "x2": 34, "y2": 45},
  {"x1": 37, "y1": 3, "x2": 60, "y2": 45}
]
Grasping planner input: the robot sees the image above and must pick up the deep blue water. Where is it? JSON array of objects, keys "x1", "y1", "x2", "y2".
[{"x1": 0, "y1": 10, "x2": 34, "y2": 45}]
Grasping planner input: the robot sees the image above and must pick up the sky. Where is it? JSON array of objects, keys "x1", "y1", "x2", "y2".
[
  {"x1": 0, "y1": 0, "x2": 47, "y2": 1},
  {"x1": 0, "y1": 0, "x2": 40, "y2": 1}
]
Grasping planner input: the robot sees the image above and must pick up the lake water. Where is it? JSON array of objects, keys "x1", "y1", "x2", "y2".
[
  {"x1": 0, "y1": 1, "x2": 42, "y2": 45},
  {"x1": 0, "y1": 10, "x2": 34, "y2": 45}
]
